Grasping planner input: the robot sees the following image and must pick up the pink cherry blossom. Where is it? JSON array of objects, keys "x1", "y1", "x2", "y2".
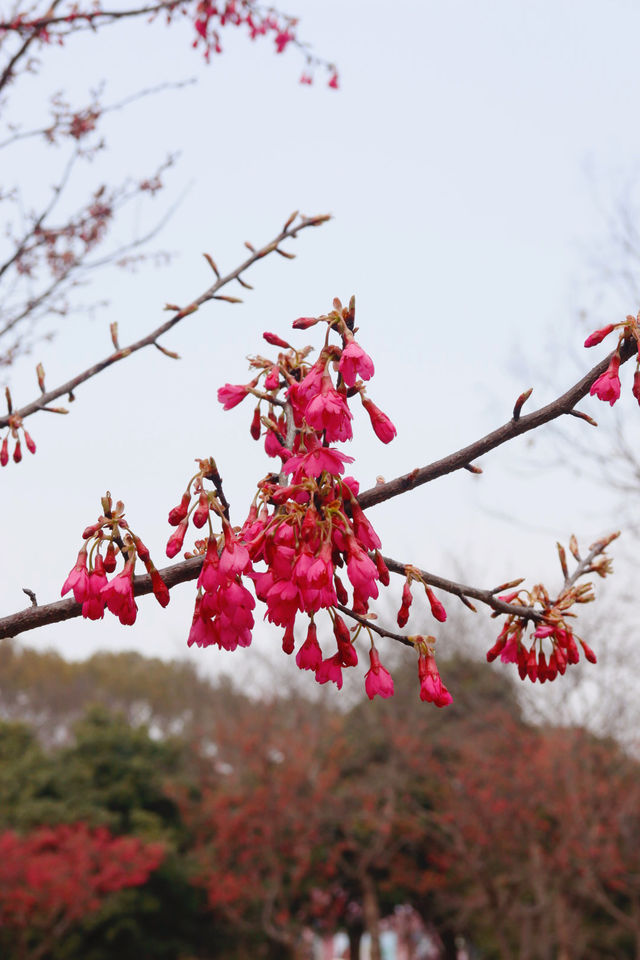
[
  {"x1": 584, "y1": 324, "x2": 614, "y2": 347},
  {"x1": 418, "y1": 652, "x2": 453, "y2": 707},
  {"x1": 61, "y1": 548, "x2": 90, "y2": 603},
  {"x1": 364, "y1": 647, "x2": 394, "y2": 700},
  {"x1": 296, "y1": 621, "x2": 323, "y2": 671},
  {"x1": 284, "y1": 439, "x2": 354, "y2": 482},
  {"x1": 315, "y1": 653, "x2": 343, "y2": 689},
  {"x1": 361, "y1": 397, "x2": 396, "y2": 444},
  {"x1": 81, "y1": 554, "x2": 107, "y2": 620},
  {"x1": 338, "y1": 339, "x2": 375, "y2": 387},
  {"x1": 217, "y1": 383, "x2": 250, "y2": 410},
  {"x1": 304, "y1": 374, "x2": 353, "y2": 442},
  {"x1": 101, "y1": 559, "x2": 137, "y2": 626},
  {"x1": 590, "y1": 354, "x2": 621, "y2": 406}
]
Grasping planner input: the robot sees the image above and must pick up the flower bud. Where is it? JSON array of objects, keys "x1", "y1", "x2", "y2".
[
  {"x1": 166, "y1": 518, "x2": 188, "y2": 559},
  {"x1": 168, "y1": 492, "x2": 190, "y2": 526}
]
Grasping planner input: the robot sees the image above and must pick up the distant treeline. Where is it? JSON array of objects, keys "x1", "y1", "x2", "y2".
[{"x1": 0, "y1": 640, "x2": 638, "y2": 960}]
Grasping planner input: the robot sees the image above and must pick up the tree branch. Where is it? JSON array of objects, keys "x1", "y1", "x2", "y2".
[
  {"x1": 358, "y1": 337, "x2": 638, "y2": 510},
  {"x1": 0, "y1": 212, "x2": 330, "y2": 428}
]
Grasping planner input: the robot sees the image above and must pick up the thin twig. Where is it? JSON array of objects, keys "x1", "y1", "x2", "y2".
[
  {"x1": 381, "y1": 555, "x2": 541, "y2": 622},
  {"x1": 0, "y1": 214, "x2": 330, "y2": 428},
  {"x1": 358, "y1": 338, "x2": 638, "y2": 510}
]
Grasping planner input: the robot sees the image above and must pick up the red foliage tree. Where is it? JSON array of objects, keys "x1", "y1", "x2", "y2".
[
  {"x1": 0, "y1": 822, "x2": 164, "y2": 960},
  {"x1": 433, "y1": 711, "x2": 640, "y2": 960}
]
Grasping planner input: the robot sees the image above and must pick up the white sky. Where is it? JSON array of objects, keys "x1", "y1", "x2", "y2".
[{"x1": 1, "y1": 0, "x2": 639, "y2": 687}]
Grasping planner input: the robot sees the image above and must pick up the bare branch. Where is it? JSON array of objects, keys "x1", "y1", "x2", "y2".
[
  {"x1": 381, "y1": 555, "x2": 541, "y2": 623},
  {"x1": 358, "y1": 337, "x2": 638, "y2": 511},
  {"x1": 0, "y1": 213, "x2": 330, "y2": 429}
]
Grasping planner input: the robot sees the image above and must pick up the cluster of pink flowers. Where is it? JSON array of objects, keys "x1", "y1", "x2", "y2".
[
  {"x1": 61, "y1": 494, "x2": 169, "y2": 624},
  {"x1": 486, "y1": 599, "x2": 596, "y2": 684},
  {"x1": 0, "y1": 414, "x2": 36, "y2": 467},
  {"x1": 585, "y1": 313, "x2": 640, "y2": 406},
  {"x1": 165, "y1": 296, "x2": 446, "y2": 703}
]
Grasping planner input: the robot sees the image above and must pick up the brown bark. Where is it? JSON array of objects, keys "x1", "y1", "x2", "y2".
[
  {"x1": 347, "y1": 925, "x2": 363, "y2": 960},
  {"x1": 361, "y1": 872, "x2": 382, "y2": 960}
]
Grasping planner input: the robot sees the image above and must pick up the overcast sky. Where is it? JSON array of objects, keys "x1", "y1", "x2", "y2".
[{"x1": 1, "y1": 0, "x2": 639, "y2": 686}]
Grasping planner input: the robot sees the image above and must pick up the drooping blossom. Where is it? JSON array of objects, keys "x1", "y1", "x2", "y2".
[
  {"x1": 295, "y1": 620, "x2": 323, "y2": 671},
  {"x1": 361, "y1": 396, "x2": 397, "y2": 443},
  {"x1": 397, "y1": 580, "x2": 413, "y2": 628},
  {"x1": 315, "y1": 653, "x2": 343, "y2": 689},
  {"x1": 61, "y1": 548, "x2": 90, "y2": 603},
  {"x1": 349, "y1": 500, "x2": 381, "y2": 551},
  {"x1": 101, "y1": 559, "x2": 137, "y2": 626},
  {"x1": 364, "y1": 646, "x2": 394, "y2": 700},
  {"x1": 166, "y1": 518, "x2": 189, "y2": 558},
  {"x1": 425, "y1": 586, "x2": 447, "y2": 623},
  {"x1": 81, "y1": 554, "x2": 107, "y2": 620},
  {"x1": 338, "y1": 339, "x2": 375, "y2": 387},
  {"x1": 284, "y1": 439, "x2": 354, "y2": 482},
  {"x1": 590, "y1": 354, "x2": 621, "y2": 406},
  {"x1": 418, "y1": 651, "x2": 453, "y2": 707},
  {"x1": 149, "y1": 567, "x2": 170, "y2": 608},
  {"x1": 304, "y1": 373, "x2": 353, "y2": 441}
]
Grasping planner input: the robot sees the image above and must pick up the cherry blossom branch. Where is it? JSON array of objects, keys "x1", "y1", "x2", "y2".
[
  {"x1": 0, "y1": 557, "x2": 202, "y2": 639},
  {"x1": 335, "y1": 603, "x2": 414, "y2": 647},
  {"x1": 380, "y1": 556, "x2": 541, "y2": 622},
  {"x1": 0, "y1": 532, "x2": 614, "y2": 643},
  {"x1": 0, "y1": 212, "x2": 330, "y2": 428},
  {"x1": 358, "y1": 337, "x2": 638, "y2": 511}
]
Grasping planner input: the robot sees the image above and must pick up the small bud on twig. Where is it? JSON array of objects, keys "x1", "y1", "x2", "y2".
[
  {"x1": 464, "y1": 463, "x2": 483, "y2": 474},
  {"x1": 110, "y1": 322, "x2": 119, "y2": 349},
  {"x1": 154, "y1": 342, "x2": 180, "y2": 360},
  {"x1": 567, "y1": 409, "x2": 598, "y2": 427},
  {"x1": 36, "y1": 363, "x2": 46, "y2": 393},
  {"x1": 512, "y1": 387, "x2": 533, "y2": 421},
  {"x1": 283, "y1": 210, "x2": 299, "y2": 231},
  {"x1": 203, "y1": 253, "x2": 220, "y2": 278},
  {"x1": 569, "y1": 534, "x2": 580, "y2": 561},
  {"x1": 556, "y1": 542, "x2": 569, "y2": 579}
]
